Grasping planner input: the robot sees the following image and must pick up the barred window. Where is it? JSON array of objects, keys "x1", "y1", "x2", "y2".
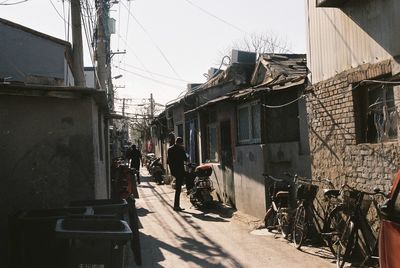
[{"x1": 353, "y1": 83, "x2": 397, "y2": 144}]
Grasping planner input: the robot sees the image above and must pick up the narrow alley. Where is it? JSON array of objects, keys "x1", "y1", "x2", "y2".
[{"x1": 130, "y1": 170, "x2": 335, "y2": 268}]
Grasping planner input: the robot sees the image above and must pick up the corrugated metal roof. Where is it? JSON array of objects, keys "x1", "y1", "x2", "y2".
[
  {"x1": 182, "y1": 54, "x2": 308, "y2": 112},
  {"x1": 184, "y1": 95, "x2": 231, "y2": 114},
  {"x1": 251, "y1": 53, "x2": 307, "y2": 89}
]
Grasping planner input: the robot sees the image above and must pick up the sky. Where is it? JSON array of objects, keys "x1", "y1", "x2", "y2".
[{"x1": 0, "y1": 0, "x2": 306, "y2": 109}]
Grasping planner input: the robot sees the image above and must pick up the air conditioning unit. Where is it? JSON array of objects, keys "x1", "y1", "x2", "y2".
[
  {"x1": 207, "y1": 68, "x2": 221, "y2": 79},
  {"x1": 108, "y1": 18, "x2": 116, "y2": 34},
  {"x1": 186, "y1": 83, "x2": 202, "y2": 91},
  {"x1": 231, "y1": 50, "x2": 257, "y2": 64}
]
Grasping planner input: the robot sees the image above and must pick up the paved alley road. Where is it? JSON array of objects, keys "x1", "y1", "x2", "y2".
[{"x1": 132, "y1": 171, "x2": 335, "y2": 268}]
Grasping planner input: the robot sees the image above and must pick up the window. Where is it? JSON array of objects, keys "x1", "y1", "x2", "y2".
[
  {"x1": 238, "y1": 106, "x2": 250, "y2": 141},
  {"x1": 353, "y1": 84, "x2": 397, "y2": 144},
  {"x1": 207, "y1": 123, "x2": 218, "y2": 162},
  {"x1": 237, "y1": 102, "x2": 261, "y2": 144},
  {"x1": 177, "y1": 123, "x2": 183, "y2": 138}
]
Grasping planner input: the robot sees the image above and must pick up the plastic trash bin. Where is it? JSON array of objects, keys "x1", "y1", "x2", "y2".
[
  {"x1": 17, "y1": 207, "x2": 93, "y2": 268},
  {"x1": 55, "y1": 218, "x2": 132, "y2": 268},
  {"x1": 68, "y1": 199, "x2": 128, "y2": 219}
]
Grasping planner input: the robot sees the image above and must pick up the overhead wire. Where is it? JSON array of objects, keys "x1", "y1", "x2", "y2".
[
  {"x1": 49, "y1": 0, "x2": 70, "y2": 26},
  {"x1": 115, "y1": 32, "x2": 157, "y2": 80},
  {"x1": 62, "y1": 0, "x2": 68, "y2": 40},
  {"x1": 182, "y1": 0, "x2": 244, "y2": 34},
  {"x1": 122, "y1": 62, "x2": 190, "y2": 83},
  {"x1": 121, "y1": 0, "x2": 132, "y2": 86},
  {"x1": 114, "y1": 65, "x2": 184, "y2": 89},
  {"x1": 0, "y1": 0, "x2": 28, "y2": 5},
  {"x1": 81, "y1": 0, "x2": 101, "y2": 87},
  {"x1": 120, "y1": 0, "x2": 182, "y2": 80}
]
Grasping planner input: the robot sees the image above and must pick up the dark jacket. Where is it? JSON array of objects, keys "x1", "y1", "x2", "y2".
[
  {"x1": 167, "y1": 144, "x2": 187, "y2": 178},
  {"x1": 127, "y1": 148, "x2": 142, "y2": 169}
]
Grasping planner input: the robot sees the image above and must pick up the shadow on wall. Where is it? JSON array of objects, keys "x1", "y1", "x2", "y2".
[{"x1": 340, "y1": 0, "x2": 400, "y2": 57}]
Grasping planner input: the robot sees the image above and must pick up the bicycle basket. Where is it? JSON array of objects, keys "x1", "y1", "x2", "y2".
[{"x1": 296, "y1": 183, "x2": 319, "y2": 202}]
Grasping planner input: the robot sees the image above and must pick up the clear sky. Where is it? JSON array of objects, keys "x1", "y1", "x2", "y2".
[{"x1": 0, "y1": 0, "x2": 306, "y2": 108}]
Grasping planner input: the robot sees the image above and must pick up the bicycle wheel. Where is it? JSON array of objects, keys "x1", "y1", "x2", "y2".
[
  {"x1": 293, "y1": 204, "x2": 307, "y2": 249},
  {"x1": 264, "y1": 207, "x2": 277, "y2": 231},
  {"x1": 324, "y1": 206, "x2": 349, "y2": 256},
  {"x1": 278, "y1": 209, "x2": 291, "y2": 238},
  {"x1": 336, "y1": 220, "x2": 356, "y2": 268}
]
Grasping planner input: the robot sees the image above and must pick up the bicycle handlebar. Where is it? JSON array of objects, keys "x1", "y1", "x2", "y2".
[
  {"x1": 342, "y1": 183, "x2": 389, "y2": 198},
  {"x1": 262, "y1": 174, "x2": 285, "y2": 183}
]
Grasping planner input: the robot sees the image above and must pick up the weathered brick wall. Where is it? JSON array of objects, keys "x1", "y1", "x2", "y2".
[{"x1": 307, "y1": 59, "x2": 399, "y2": 195}]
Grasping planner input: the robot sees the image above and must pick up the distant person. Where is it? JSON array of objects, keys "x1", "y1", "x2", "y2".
[
  {"x1": 127, "y1": 144, "x2": 142, "y2": 184},
  {"x1": 167, "y1": 137, "x2": 187, "y2": 211},
  {"x1": 168, "y1": 132, "x2": 175, "y2": 146}
]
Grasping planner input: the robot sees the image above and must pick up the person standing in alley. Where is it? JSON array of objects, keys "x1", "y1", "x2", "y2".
[
  {"x1": 127, "y1": 144, "x2": 142, "y2": 184},
  {"x1": 167, "y1": 136, "x2": 188, "y2": 211}
]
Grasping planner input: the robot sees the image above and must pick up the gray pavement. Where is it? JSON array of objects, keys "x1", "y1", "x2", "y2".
[{"x1": 129, "y1": 170, "x2": 335, "y2": 268}]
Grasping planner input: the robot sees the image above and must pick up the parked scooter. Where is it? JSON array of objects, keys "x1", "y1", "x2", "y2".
[
  {"x1": 186, "y1": 163, "x2": 214, "y2": 209},
  {"x1": 144, "y1": 153, "x2": 156, "y2": 172},
  {"x1": 149, "y1": 157, "x2": 165, "y2": 184}
]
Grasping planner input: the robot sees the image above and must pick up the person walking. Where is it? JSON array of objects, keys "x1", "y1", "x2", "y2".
[
  {"x1": 167, "y1": 137, "x2": 188, "y2": 211},
  {"x1": 127, "y1": 144, "x2": 142, "y2": 184}
]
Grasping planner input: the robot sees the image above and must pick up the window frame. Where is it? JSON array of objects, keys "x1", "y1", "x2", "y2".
[
  {"x1": 207, "y1": 123, "x2": 219, "y2": 162},
  {"x1": 353, "y1": 82, "x2": 397, "y2": 144},
  {"x1": 237, "y1": 101, "x2": 261, "y2": 145}
]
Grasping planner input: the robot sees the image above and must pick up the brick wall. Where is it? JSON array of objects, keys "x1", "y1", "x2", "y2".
[{"x1": 307, "y1": 59, "x2": 399, "y2": 195}]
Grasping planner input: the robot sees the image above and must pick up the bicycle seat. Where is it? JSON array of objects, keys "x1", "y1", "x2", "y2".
[
  {"x1": 275, "y1": 191, "x2": 289, "y2": 199},
  {"x1": 323, "y1": 189, "x2": 340, "y2": 198}
]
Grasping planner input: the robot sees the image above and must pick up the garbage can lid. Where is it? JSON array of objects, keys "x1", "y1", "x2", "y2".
[
  {"x1": 19, "y1": 207, "x2": 93, "y2": 222},
  {"x1": 55, "y1": 218, "x2": 132, "y2": 240},
  {"x1": 68, "y1": 199, "x2": 128, "y2": 208}
]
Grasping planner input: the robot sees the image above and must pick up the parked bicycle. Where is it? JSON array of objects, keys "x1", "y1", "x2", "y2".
[
  {"x1": 333, "y1": 184, "x2": 387, "y2": 268},
  {"x1": 263, "y1": 174, "x2": 296, "y2": 238},
  {"x1": 292, "y1": 176, "x2": 345, "y2": 255}
]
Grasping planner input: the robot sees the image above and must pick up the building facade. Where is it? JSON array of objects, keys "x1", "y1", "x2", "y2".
[{"x1": 305, "y1": 0, "x2": 400, "y2": 192}]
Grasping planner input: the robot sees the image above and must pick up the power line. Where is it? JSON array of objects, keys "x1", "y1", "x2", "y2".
[
  {"x1": 120, "y1": 0, "x2": 182, "y2": 80},
  {"x1": 0, "y1": 0, "x2": 28, "y2": 5},
  {"x1": 115, "y1": 33, "x2": 156, "y2": 80},
  {"x1": 121, "y1": 62, "x2": 190, "y2": 83},
  {"x1": 182, "y1": 0, "x2": 245, "y2": 34},
  {"x1": 49, "y1": 0, "x2": 69, "y2": 26},
  {"x1": 114, "y1": 65, "x2": 184, "y2": 89},
  {"x1": 81, "y1": 1, "x2": 101, "y2": 88}
]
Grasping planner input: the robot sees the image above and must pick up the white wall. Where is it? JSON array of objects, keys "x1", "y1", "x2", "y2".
[{"x1": 233, "y1": 144, "x2": 267, "y2": 219}]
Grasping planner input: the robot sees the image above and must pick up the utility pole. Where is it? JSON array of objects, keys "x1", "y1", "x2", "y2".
[
  {"x1": 95, "y1": 0, "x2": 107, "y2": 91},
  {"x1": 122, "y1": 98, "x2": 126, "y2": 116},
  {"x1": 150, "y1": 93, "x2": 154, "y2": 120},
  {"x1": 70, "y1": 0, "x2": 86, "y2": 86}
]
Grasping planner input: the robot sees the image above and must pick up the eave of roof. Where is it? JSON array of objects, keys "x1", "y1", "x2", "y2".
[
  {"x1": 0, "y1": 83, "x2": 109, "y2": 111},
  {"x1": 0, "y1": 18, "x2": 71, "y2": 48}
]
